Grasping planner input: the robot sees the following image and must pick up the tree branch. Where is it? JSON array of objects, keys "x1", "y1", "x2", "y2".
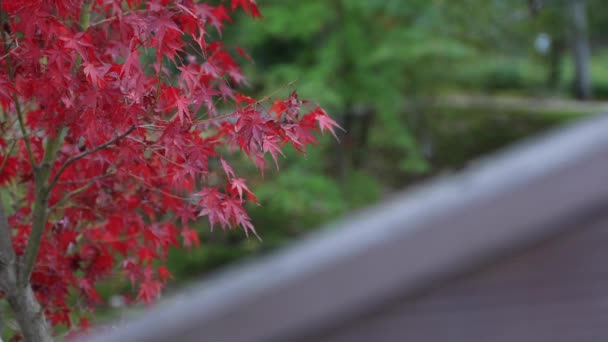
[
  {"x1": 79, "y1": 0, "x2": 94, "y2": 30},
  {"x1": 12, "y1": 96, "x2": 35, "y2": 168},
  {"x1": 0, "y1": 36, "x2": 17, "y2": 61},
  {"x1": 48, "y1": 182, "x2": 95, "y2": 212},
  {"x1": 0, "y1": 2, "x2": 17, "y2": 294},
  {"x1": 0, "y1": 140, "x2": 16, "y2": 175},
  {"x1": 0, "y1": 195, "x2": 16, "y2": 269},
  {"x1": 1, "y1": 12, "x2": 35, "y2": 169},
  {"x1": 0, "y1": 195, "x2": 17, "y2": 296},
  {"x1": 19, "y1": 175, "x2": 51, "y2": 286},
  {"x1": 48, "y1": 125, "x2": 135, "y2": 190},
  {"x1": 18, "y1": 127, "x2": 67, "y2": 285},
  {"x1": 89, "y1": 9, "x2": 147, "y2": 28},
  {"x1": 56, "y1": 171, "x2": 114, "y2": 185},
  {"x1": 19, "y1": 126, "x2": 134, "y2": 285}
]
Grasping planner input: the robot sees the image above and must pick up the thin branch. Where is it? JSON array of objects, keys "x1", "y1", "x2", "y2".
[
  {"x1": 89, "y1": 8, "x2": 148, "y2": 27},
  {"x1": 136, "y1": 124, "x2": 165, "y2": 131},
  {"x1": 126, "y1": 172, "x2": 192, "y2": 201},
  {"x1": 257, "y1": 80, "x2": 297, "y2": 103},
  {"x1": 0, "y1": 140, "x2": 16, "y2": 175},
  {"x1": 90, "y1": 16, "x2": 117, "y2": 27},
  {"x1": 0, "y1": 116, "x2": 18, "y2": 133},
  {"x1": 12, "y1": 96, "x2": 35, "y2": 167},
  {"x1": 48, "y1": 125, "x2": 136, "y2": 190},
  {"x1": 0, "y1": 37, "x2": 18, "y2": 61},
  {"x1": 56, "y1": 172, "x2": 114, "y2": 185},
  {"x1": 1, "y1": 11, "x2": 34, "y2": 169},
  {"x1": 193, "y1": 111, "x2": 238, "y2": 125},
  {"x1": 48, "y1": 183, "x2": 95, "y2": 212},
  {"x1": 192, "y1": 80, "x2": 298, "y2": 126},
  {"x1": 20, "y1": 126, "x2": 134, "y2": 285},
  {"x1": 151, "y1": 150, "x2": 184, "y2": 168},
  {"x1": 88, "y1": 231, "x2": 142, "y2": 245}
]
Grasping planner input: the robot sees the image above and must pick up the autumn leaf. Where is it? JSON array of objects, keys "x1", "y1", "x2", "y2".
[
  {"x1": 313, "y1": 107, "x2": 343, "y2": 140},
  {"x1": 181, "y1": 227, "x2": 200, "y2": 248},
  {"x1": 231, "y1": 0, "x2": 263, "y2": 18},
  {"x1": 229, "y1": 177, "x2": 258, "y2": 203},
  {"x1": 0, "y1": 0, "x2": 337, "y2": 335},
  {"x1": 138, "y1": 280, "x2": 163, "y2": 304},
  {"x1": 157, "y1": 266, "x2": 173, "y2": 282}
]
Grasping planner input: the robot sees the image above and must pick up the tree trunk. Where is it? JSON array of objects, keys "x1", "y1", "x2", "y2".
[
  {"x1": 0, "y1": 198, "x2": 52, "y2": 341},
  {"x1": 568, "y1": 0, "x2": 593, "y2": 100},
  {"x1": 6, "y1": 283, "x2": 53, "y2": 342},
  {"x1": 547, "y1": 38, "x2": 564, "y2": 89}
]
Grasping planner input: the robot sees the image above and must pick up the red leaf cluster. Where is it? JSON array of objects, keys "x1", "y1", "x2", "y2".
[{"x1": 0, "y1": 0, "x2": 339, "y2": 331}]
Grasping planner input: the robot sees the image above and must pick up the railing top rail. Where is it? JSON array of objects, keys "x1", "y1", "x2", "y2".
[{"x1": 87, "y1": 114, "x2": 608, "y2": 342}]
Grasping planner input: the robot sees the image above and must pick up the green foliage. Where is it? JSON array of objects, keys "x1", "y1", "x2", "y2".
[
  {"x1": 164, "y1": 0, "x2": 607, "y2": 287},
  {"x1": 252, "y1": 170, "x2": 346, "y2": 230},
  {"x1": 429, "y1": 108, "x2": 569, "y2": 170},
  {"x1": 166, "y1": 145, "x2": 382, "y2": 280},
  {"x1": 227, "y1": 0, "x2": 490, "y2": 181},
  {"x1": 450, "y1": 56, "x2": 545, "y2": 92}
]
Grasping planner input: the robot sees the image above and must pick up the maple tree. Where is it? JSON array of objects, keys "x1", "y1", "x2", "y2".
[{"x1": 0, "y1": 0, "x2": 339, "y2": 340}]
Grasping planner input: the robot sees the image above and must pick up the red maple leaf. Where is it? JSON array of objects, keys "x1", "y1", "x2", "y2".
[
  {"x1": 0, "y1": 1, "x2": 337, "y2": 337},
  {"x1": 231, "y1": 0, "x2": 263, "y2": 18},
  {"x1": 181, "y1": 227, "x2": 200, "y2": 248},
  {"x1": 157, "y1": 266, "x2": 173, "y2": 282},
  {"x1": 229, "y1": 177, "x2": 258, "y2": 203},
  {"x1": 220, "y1": 158, "x2": 236, "y2": 178},
  {"x1": 138, "y1": 280, "x2": 163, "y2": 304},
  {"x1": 313, "y1": 107, "x2": 343, "y2": 139}
]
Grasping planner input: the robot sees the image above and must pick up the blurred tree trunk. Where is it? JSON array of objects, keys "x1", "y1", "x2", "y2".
[
  {"x1": 327, "y1": 0, "x2": 376, "y2": 179},
  {"x1": 528, "y1": 0, "x2": 543, "y2": 17},
  {"x1": 332, "y1": 106, "x2": 375, "y2": 180},
  {"x1": 547, "y1": 38, "x2": 565, "y2": 88},
  {"x1": 406, "y1": 98, "x2": 434, "y2": 163},
  {"x1": 333, "y1": 110, "x2": 353, "y2": 181},
  {"x1": 330, "y1": 0, "x2": 353, "y2": 182},
  {"x1": 568, "y1": 0, "x2": 592, "y2": 100},
  {"x1": 352, "y1": 105, "x2": 374, "y2": 169}
]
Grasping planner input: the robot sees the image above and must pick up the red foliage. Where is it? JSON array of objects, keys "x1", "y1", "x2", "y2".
[{"x1": 0, "y1": 0, "x2": 339, "y2": 333}]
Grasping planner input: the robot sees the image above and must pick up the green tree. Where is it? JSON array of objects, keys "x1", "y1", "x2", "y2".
[{"x1": 228, "y1": 0, "x2": 478, "y2": 179}]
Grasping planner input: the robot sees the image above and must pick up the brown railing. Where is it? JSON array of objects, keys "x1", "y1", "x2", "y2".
[{"x1": 85, "y1": 113, "x2": 608, "y2": 342}]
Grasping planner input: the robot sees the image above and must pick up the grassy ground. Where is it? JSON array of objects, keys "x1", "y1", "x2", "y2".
[
  {"x1": 437, "y1": 93, "x2": 608, "y2": 116},
  {"x1": 449, "y1": 49, "x2": 608, "y2": 99}
]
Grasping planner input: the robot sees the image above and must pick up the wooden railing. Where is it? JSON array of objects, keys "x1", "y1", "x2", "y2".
[{"x1": 85, "y1": 113, "x2": 608, "y2": 342}]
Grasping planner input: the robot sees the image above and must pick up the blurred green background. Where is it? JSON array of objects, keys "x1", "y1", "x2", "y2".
[{"x1": 98, "y1": 0, "x2": 608, "y2": 314}]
